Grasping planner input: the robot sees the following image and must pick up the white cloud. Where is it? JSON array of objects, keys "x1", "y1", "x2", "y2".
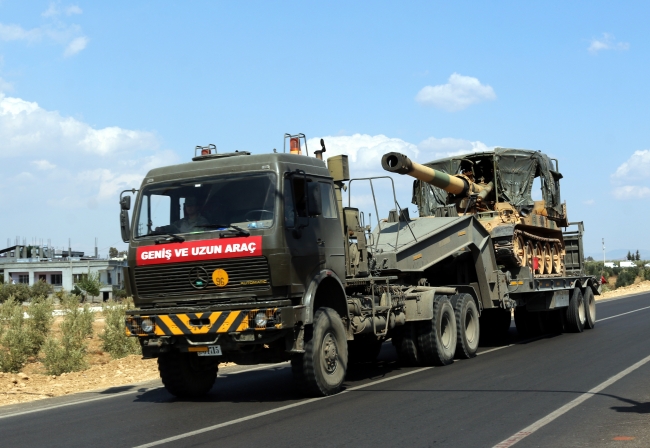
[
  {"x1": 415, "y1": 73, "x2": 496, "y2": 111},
  {"x1": 612, "y1": 150, "x2": 650, "y2": 180},
  {"x1": 64, "y1": 36, "x2": 88, "y2": 57},
  {"x1": 612, "y1": 186, "x2": 650, "y2": 200},
  {"x1": 583, "y1": 199, "x2": 595, "y2": 205},
  {"x1": 0, "y1": 77, "x2": 12, "y2": 93},
  {"x1": 66, "y1": 5, "x2": 83, "y2": 15},
  {"x1": 32, "y1": 159, "x2": 56, "y2": 170},
  {"x1": 610, "y1": 150, "x2": 650, "y2": 201},
  {"x1": 0, "y1": 12, "x2": 88, "y2": 57},
  {"x1": 0, "y1": 23, "x2": 42, "y2": 42},
  {"x1": 588, "y1": 33, "x2": 629, "y2": 55},
  {"x1": 418, "y1": 136, "x2": 492, "y2": 158},
  {"x1": 0, "y1": 92, "x2": 176, "y2": 214}
]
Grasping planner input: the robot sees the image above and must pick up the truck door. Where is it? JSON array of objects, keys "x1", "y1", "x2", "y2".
[{"x1": 284, "y1": 175, "x2": 345, "y2": 290}]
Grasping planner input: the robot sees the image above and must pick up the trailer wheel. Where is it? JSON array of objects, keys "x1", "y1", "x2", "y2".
[
  {"x1": 292, "y1": 307, "x2": 347, "y2": 396},
  {"x1": 158, "y1": 352, "x2": 218, "y2": 398},
  {"x1": 583, "y1": 287, "x2": 596, "y2": 330},
  {"x1": 392, "y1": 323, "x2": 420, "y2": 366},
  {"x1": 348, "y1": 336, "x2": 383, "y2": 364},
  {"x1": 418, "y1": 296, "x2": 457, "y2": 366},
  {"x1": 453, "y1": 294, "x2": 479, "y2": 359},
  {"x1": 566, "y1": 287, "x2": 585, "y2": 333}
]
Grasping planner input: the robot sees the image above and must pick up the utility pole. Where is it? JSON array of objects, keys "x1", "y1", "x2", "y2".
[{"x1": 602, "y1": 238, "x2": 606, "y2": 276}]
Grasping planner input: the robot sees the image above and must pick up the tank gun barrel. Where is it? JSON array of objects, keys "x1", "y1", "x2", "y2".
[{"x1": 381, "y1": 152, "x2": 466, "y2": 195}]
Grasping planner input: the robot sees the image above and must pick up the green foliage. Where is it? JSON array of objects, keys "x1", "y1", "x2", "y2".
[
  {"x1": 0, "y1": 297, "x2": 32, "y2": 372},
  {"x1": 112, "y1": 287, "x2": 128, "y2": 300},
  {"x1": 26, "y1": 295, "x2": 55, "y2": 356},
  {"x1": 42, "y1": 293, "x2": 94, "y2": 375},
  {"x1": 0, "y1": 283, "x2": 31, "y2": 304},
  {"x1": 31, "y1": 280, "x2": 53, "y2": 298},
  {"x1": 643, "y1": 268, "x2": 650, "y2": 281},
  {"x1": 76, "y1": 272, "x2": 102, "y2": 301},
  {"x1": 100, "y1": 298, "x2": 140, "y2": 359},
  {"x1": 109, "y1": 247, "x2": 119, "y2": 258},
  {"x1": 615, "y1": 269, "x2": 636, "y2": 288}
]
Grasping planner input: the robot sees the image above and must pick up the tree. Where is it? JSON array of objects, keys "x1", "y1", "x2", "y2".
[
  {"x1": 586, "y1": 256, "x2": 594, "y2": 262},
  {"x1": 108, "y1": 247, "x2": 119, "y2": 258},
  {"x1": 627, "y1": 251, "x2": 633, "y2": 261},
  {"x1": 636, "y1": 250, "x2": 641, "y2": 261},
  {"x1": 76, "y1": 272, "x2": 102, "y2": 301}
]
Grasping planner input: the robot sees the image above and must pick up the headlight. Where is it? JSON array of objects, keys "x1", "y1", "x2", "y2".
[
  {"x1": 141, "y1": 318, "x2": 154, "y2": 333},
  {"x1": 254, "y1": 312, "x2": 267, "y2": 328}
]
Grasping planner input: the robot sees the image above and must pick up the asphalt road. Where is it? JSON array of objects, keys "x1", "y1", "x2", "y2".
[{"x1": 1, "y1": 293, "x2": 649, "y2": 448}]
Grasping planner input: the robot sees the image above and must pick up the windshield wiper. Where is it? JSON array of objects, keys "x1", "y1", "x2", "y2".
[
  {"x1": 200, "y1": 223, "x2": 250, "y2": 237},
  {"x1": 135, "y1": 232, "x2": 185, "y2": 243}
]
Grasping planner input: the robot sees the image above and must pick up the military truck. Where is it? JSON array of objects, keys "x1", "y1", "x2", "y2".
[{"x1": 120, "y1": 136, "x2": 598, "y2": 398}]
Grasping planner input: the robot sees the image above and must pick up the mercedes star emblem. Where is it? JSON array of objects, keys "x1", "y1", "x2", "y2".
[{"x1": 188, "y1": 266, "x2": 210, "y2": 289}]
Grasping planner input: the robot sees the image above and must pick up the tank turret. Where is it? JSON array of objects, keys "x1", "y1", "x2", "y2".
[
  {"x1": 381, "y1": 149, "x2": 568, "y2": 277},
  {"x1": 381, "y1": 152, "x2": 494, "y2": 204}
]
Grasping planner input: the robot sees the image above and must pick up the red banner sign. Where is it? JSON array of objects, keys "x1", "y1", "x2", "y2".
[{"x1": 136, "y1": 236, "x2": 262, "y2": 266}]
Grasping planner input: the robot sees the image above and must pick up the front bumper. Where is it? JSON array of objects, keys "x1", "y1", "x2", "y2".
[{"x1": 125, "y1": 307, "x2": 296, "y2": 337}]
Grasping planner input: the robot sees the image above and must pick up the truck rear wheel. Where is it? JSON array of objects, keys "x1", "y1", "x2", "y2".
[
  {"x1": 157, "y1": 352, "x2": 218, "y2": 398},
  {"x1": 392, "y1": 323, "x2": 420, "y2": 366},
  {"x1": 566, "y1": 287, "x2": 585, "y2": 333},
  {"x1": 292, "y1": 307, "x2": 347, "y2": 396},
  {"x1": 348, "y1": 336, "x2": 383, "y2": 364},
  {"x1": 453, "y1": 294, "x2": 479, "y2": 359},
  {"x1": 417, "y1": 296, "x2": 457, "y2": 366},
  {"x1": 583, "y1": 287, "x2": 596, "y2": 329}
]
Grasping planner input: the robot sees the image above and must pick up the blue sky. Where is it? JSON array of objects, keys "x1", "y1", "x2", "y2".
[{"x1": 0, "y1": 1, "x2": 647, "y2": 258}]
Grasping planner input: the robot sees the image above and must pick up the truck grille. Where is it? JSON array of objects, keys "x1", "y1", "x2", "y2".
[{"x1": 134, "y1": 257, "x2": 271, "y2": 300}]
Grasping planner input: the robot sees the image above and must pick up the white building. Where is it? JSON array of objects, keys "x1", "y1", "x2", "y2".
[{"x1": 0, "y1": 245, "x2": 127, "y2": 302}]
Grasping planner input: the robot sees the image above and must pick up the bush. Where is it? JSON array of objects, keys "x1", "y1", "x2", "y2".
[
  {"x1": 31, "y1": 280, "x2": 53, "y2": 298},
  {"x1": 0, "y1": 283, "x2": 31, "y2": 304},
  {"x1": 100, "y1": 299, "x2": 140, "y2": 359},
  {"x1": 0, "y1": 297, "x2": 32, "y2": 372},
  {"x1": 644, "y1": 268, "x2": 650, "y2": 281},
  {"x1": 112, "y1": 287, "x2": 128, "y2": 300},
  {"x1": 42, "y1": 293, "x2": 95, "y2": 375},
  {"x1": 26, "y1": 295, "x2": 55, "y2": 356},
  {"x1": 615, "y1": 270, "x2": 636, "y2": 288}
]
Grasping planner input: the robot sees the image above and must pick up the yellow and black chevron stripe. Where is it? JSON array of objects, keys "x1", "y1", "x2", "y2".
[{"x1": 126, "y1": 309, "x2": 281, "y2": 337}]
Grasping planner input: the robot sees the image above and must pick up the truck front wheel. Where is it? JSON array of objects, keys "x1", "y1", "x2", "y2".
[
  {"x1": 292, "y1": 307, "x2": 348, "y2": 396},
  {"x1": 158, "y1": 352, "x2": 218, "y2": 398}
]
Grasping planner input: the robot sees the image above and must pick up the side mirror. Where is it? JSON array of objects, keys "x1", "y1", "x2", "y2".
[
  {"x1": 120, "y1": 196, "x2": 131, "y2": 210},
  {"x1": 307, "y1": 182, "x2": 322, "y2": 216},
  {"x1": 120, "y1": 210, "x2": 131, "y2": 243}
]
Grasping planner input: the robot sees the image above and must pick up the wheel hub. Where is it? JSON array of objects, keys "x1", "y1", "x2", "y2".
[{"x1": 322, "y1": 333, "x2": 338, "y2": 374}]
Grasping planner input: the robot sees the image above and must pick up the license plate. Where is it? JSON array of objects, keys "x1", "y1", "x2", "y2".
[{"x1": 197, "y1": 345, "x2": 222, "y2": 356}]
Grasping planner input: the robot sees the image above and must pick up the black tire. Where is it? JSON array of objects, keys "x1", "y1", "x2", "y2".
[
  {"x1": 417, "y1": 296, "x2": 457, "y2": 366},
  {"x1": 292, "y1": 307, "x2": 348, "y2": 396},
  {"x1": 453, "y1": 294, "x2": 480, "y2": 359},
  {"x1": 348, "y1": 336, "x2": 383, "y2": 364},
  {"x1": 392, "y1": 322, "x2": 420, "y2": 366},
  {"x1": 514, "y1": 307, "x2": 542, "y2": 338},
  {"x1": 583, "y1": 287, "x2": 596, "y2": 330},
  {"x1": 566, "y1": 287, "x2": 585, "y2": 333},
  {"x1": 157, "y1": 352, "x2": 218, "y2": 398}
]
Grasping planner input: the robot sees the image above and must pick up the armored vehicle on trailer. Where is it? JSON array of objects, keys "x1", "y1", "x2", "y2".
[
  {"x1": 382, "y1": 149, "x2": 568, "y2": 276},
  {"x1": 120, "y1": 136, "x2": 599, "y2": 399}
]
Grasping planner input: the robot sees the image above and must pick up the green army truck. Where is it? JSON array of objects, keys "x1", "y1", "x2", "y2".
[{"x1": 120, "y1": 135, "x2": 599, "y2": 398}]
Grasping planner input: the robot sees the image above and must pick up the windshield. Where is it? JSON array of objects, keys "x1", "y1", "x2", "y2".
[{"x1": 134, "y1": 172, "x2": 278, "y2": 237}]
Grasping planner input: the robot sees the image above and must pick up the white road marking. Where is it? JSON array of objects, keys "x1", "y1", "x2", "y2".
[
  {"x1": 492, "y1": 353, "x2": 650, "y2": 448},
  {"x1": 0, "y1": 386, "x2": 161, "y2": 420},
  {"x1": 132, "y1": 367, "x2": 434, "y2": 448},
  {"x1": 596, "y1": 305, "x2": 650, "y2": 322}
]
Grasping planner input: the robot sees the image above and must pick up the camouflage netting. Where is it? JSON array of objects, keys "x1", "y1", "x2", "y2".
[{"x1": 412, "y1": 148, "x2": 563, "y2": 217}]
